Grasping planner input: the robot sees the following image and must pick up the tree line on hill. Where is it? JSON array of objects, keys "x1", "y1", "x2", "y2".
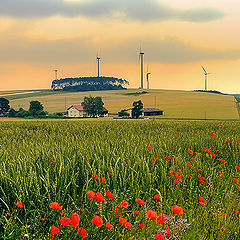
[
  {"x1": 0, "y1": 98, "x2": 47, "y2": 118},
  {"x1": 51, "y1": 76, "x2": 129, "y2": 91}
]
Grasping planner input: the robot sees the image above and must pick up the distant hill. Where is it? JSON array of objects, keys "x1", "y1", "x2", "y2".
[
  {"x1": 194, "y1": 90, "x2": 226, "y2": 95},
  {"x1": 51, "y1": 76, "x2": 129, "y2": 92}
]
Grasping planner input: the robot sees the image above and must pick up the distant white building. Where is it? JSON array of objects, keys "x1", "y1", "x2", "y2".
[{"x1": 67, "y1": 105, "x2": 109, "y2": 118}]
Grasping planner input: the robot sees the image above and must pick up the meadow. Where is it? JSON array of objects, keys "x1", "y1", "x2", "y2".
[
  {"x1": 7, "y1": 89, "x2": 239, "y2": 119},
  {"x1": 0, "y1": 119, "x2": 240, "y2": 239}
]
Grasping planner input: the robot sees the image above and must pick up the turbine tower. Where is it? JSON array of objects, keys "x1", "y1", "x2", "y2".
[
  {"x1": 139, "y1": 46, "x2": 144, "y2": 89},
  {"x1": 97, "y1": 54, "x2": 101, "y2": 77},
  {"x1": 201, "y1": 66, "x2": 211, "y2": 91},
  {"x1": 146, "y1": 65, "x2": 151, "y2": 90},
  {"x1": 53, "y1": 69, "x2": 58, "y2": 80}
]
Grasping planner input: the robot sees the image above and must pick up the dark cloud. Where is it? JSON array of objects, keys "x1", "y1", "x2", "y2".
[
  {"x1": 0, "y1": 37, "x2": 239, "y2": 64},
  {"x1": 0, "y1": 0, "x2": 226, "y2": 22}
]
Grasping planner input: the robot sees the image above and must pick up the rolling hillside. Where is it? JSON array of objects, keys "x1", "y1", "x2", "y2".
[{"x1": 1, "y1": 89, "x2": 239, "y2": 120}]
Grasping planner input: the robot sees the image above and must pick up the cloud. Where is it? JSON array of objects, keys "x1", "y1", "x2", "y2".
[
  {"x1": 0, "y1": 36, "x2": 239, "y2": 64},
  {"x1": 0, "y1": 0, "x2": 226, "y2": 22}
]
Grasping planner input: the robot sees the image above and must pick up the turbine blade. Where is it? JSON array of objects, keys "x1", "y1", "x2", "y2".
[{"x1": 202, "y1": 66, "x2": 207, "y2": 74}]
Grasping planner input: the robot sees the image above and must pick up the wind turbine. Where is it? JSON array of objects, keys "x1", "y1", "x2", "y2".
[
  {"x1": 53, "y1": 69, "x2": 58, "y2": 80},
  {"x1": 146, "y1": 65, "x2": 151, "y2": 90},
  {"x1": 96, "y1": 53, "x2": 101, "y2": 77},
  {"x1": 201, "y1": 66, "x2": 211, "y2": 91},
  {"x1": 139, "y1": 45, "x2": 144, "y2": 89}
]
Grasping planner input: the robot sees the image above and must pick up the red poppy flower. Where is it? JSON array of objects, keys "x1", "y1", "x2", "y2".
[
  {"x1": 50, "y1": 225, "x2": 60, "y2": 236},
  {"x1": 165, "y1": 225, "x2": 171, "y2": 237},
  {"x1": 80, "y1": 209, "x2": 84, "y2": 212},
  {"x1": 125, "y1": 222, "x2": 133, "y2": 229},
  {"x1": 16, "y1": 201, "x2": 23, "y2": 208},
  {"x1": 95, "y1": 192, "x2": 105, "y2": 202},
  {"x1": 135, "y1": 198, "x2": 146, "y2": 205},
  {"x1": 120, "y1": 200, "x2": 129, "y2": 208},
  {"x1": 87, "y1": 190, "x2": 96, "y2": 199},
  {"x1": 235, "y1": 211, "x2": 239, "y2": 214},
  {"x1": 91, "y1": 215, "x2": 103, "y2": 227},
  {"x1": 119, "y1": 217, "x2": 127, "y2": 225},
  {"x1": 96, "y1": 175, "x2": 100, "y2": 181},
  {"x1": 134, "y1": 210, "x2": 140, "y2": 215},
  {"x1": 77, "y1": 227, "x2": 87, "y2": 238},
  {"x1": 106, "y1": 223, "x2": 113, "y2": 229},
  {"x1": 236, "y1": 166, "x2": 240, "y2": 170},
  {"x1": 156, "y1": 213, "x2": 168, "y2": 224},
  {"x1": 210, "y1": 132, "x2": 213, "y2": 137},
  {"x1": 112, "y1": 207, "x2": 121, "y2": 217},
  {"x1": 102, "y1": 177, "x2": 106, "y2": 184},
  {"x1": 222, "y1": 213, "x2": 227, "y2": 218},
  {"x1": 139, "y1": 223, "x2": 146, "y2": 228},
  {"x1": 171, "y1": 205, "x2": 183, "y2": 215},
  {"x1": 155, "y1": 233, "x2": 166, "y2": 240},
  {"x1": 233, "y1": 178, "x2": 239, "y2": 183},
  {"x1": 49, "y1": 202, "x2": 63, "y2": 210},
  {"x1": 199, "y1": 197, "x2": 204, "y2": 202},
  {"x1": 71, "y1": 212, "x2": 80, "y2": 227},
  {"x1": 146, "y1": 210, "x2": 157, "y2": 219},
  {"x1": 106, "y1": 190, "x2": 114, "y2": 199},
  {"x1": 188, "y1": 149, "x2": 193, "y2": 155},
  {"x1": 59, "y1": 217, "x2": 71, "y2": 226},
  {"x1": 199, "y1": 202, "x2": 205, "y2": 206},
  {"x1": 154, "y1": 194, "x2": 161, "y2": 201}
]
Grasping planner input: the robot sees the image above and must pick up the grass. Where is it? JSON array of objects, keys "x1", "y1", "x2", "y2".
[
  {"x1": 0, "y1": 119, "x2": 239, "y2": 239},
  {"x1": 6, "y1": 89, "x2": 239, "y2": 119}
]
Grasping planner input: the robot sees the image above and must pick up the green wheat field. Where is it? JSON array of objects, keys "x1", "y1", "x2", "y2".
[{"x1": 0, "y1": 119, "x2": 240, "y2": 239}]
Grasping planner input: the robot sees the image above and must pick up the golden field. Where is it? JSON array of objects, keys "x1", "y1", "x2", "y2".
[{"x1": 6, "y1": 89, "x2": 239, "y2": 119}]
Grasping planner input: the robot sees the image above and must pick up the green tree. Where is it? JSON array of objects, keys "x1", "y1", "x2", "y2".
[
  {"x1": 8, "y1": 108, "x2": 17, "y2": 117},
  {"x1": 0, "y1": 98, "x2": 10, "y2": 113},
  {"x1": 81, "y1": 96, "x2": 104, "y2": 117},
  {"x1": 16, "y1": 108, "x2": 30, "y2": 118},
  {"x1": 118, "y1": 110, "x2": 130, "y2": 118},
  {"x1": 29, "y1": 101, "x2": 45, "y2": 116},
  {"x1": 132, "y1": 100, "x2": 143, "y2": 119}
]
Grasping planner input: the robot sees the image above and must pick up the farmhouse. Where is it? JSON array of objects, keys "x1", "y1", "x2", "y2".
[
  {"x1": 126, "y1": 108, "x2": 163, "y2": 118},
  {"x1": 67, "y1": 105, "x2": 108, "y2": 118}
]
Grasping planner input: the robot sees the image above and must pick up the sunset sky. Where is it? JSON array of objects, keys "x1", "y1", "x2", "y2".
[{"x1": 0, "y1": 0, "x2": 240, "y2": 93}]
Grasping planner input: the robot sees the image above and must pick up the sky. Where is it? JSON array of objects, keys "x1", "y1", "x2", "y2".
[{"x1": 0, "y1": 0, "x2": 239, "y2": 93}]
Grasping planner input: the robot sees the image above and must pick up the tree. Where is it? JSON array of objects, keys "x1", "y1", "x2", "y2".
[
  {"x1": 81, "y1": 96, "x2": 104, "y2": 117},
  {"x1": 0, "y1": 98, "x2": 10, "y2": 114},
  {"x1": 8, "y1": 108, "x2": 17, "y2": 117},
  {"x1": 29, "y1": 101, "x2": 45, "y2": 116},
  {"x1": 132, "y1": 100, "x2": 143, "y2": 119},
  {"x1": 16, "y1": 108, "x2": 30, "y2": 118},
  {"x1": 118, "y1": 110, "x2": 130, "y2": 118}
]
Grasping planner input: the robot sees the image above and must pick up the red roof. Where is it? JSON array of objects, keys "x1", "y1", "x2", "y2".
[{"x1": 68, "y1": 105, "x2": 84, "y2": 111}]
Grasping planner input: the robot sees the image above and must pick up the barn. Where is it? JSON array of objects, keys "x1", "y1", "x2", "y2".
[{"x1": 126, "y1": 108, "x2": 163, "y2": 118}]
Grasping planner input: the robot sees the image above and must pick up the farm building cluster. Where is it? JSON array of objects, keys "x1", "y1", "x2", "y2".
[{"x1": 67, "y1": 105, "x2": 163, "y2": 118}]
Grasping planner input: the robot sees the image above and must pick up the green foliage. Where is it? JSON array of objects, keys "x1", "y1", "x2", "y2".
[
  {"x1": 132, "y1": 100, "x2": 143, "y2": 118},
  {"x1": 0, "y1": 98, "x2": 10, "y2": 113},
  {"x1": 51, "y1": 76, "x2": 129, "y2": 91},
  {"x1": 16, "y1": 108, "x2": 30, "y2": 118},
  {"x1": 29, "y1": 101, "x2": 46, "y2": 116},
  {"x1": 8, "y1": 108, "x2": 17, "y2": 117},
  {"x1": 0, "y1": 120, "x2": 239, "y2": 239},
  {"x1": 118, "y1": 110, "x2": 130, "y2": 117},
  {"x1": 81, "y1": 96, "x2": 104, "y2": 117}
]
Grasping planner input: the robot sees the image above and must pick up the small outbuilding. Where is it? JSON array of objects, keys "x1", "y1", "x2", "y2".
[{"x1": 126, "y1": 108, "x2": 163, "y2": 118}]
